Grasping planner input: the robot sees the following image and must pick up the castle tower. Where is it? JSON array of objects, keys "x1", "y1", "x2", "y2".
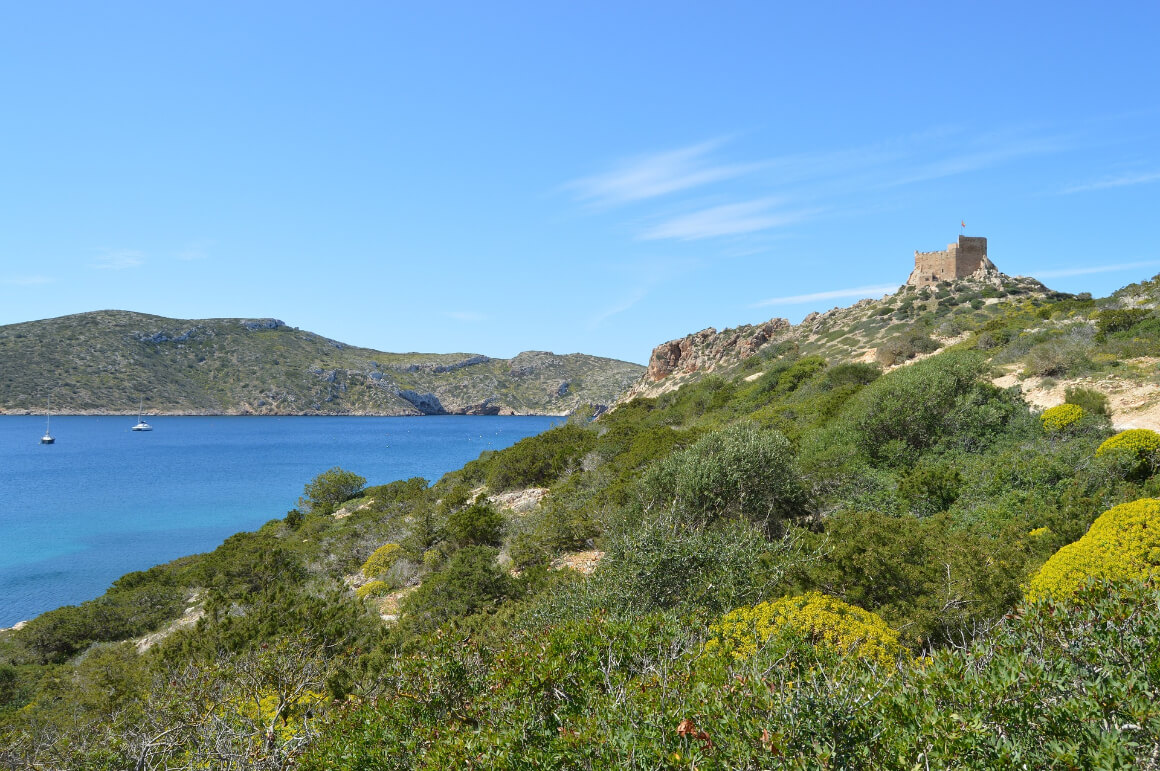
[{"x1": 907, "y1": 235, "x2": 994, "y2": 287}]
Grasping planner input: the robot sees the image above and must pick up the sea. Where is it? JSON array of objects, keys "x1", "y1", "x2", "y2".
[{"x1": 0, "y1": 415, "x2": 559, "y2": 627}]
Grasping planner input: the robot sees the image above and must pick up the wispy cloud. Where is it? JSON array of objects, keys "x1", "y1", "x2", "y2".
[
  {"x1": 588, "y1": 288, "x2": 648, "y2": 329},
  {"x1": 567, "y1": 139, "x2": 759, "y2": 206},
  {"x1": 1, "y1": 275, "x2": 54, "y2": 286},
  {"x1": 176, "y1": 241, "x2": 213, "y2": 261},
  {"x1": 751, "y1": 284, "x2": 898, "y2": 308},
  {"x1": 93, "y1": 249, "x2": 145, "y2": 270},
  {"x1": 883, "y1": 129, "x2": 1069, "y2": 188},
  {"x1": 1060, "y1": 171, "x2": 1160, "y2": 195},
  {"x1": 1026, "y1": 260, "x2": 1160, "y2": 279},
  {"x1": 640, "y1": 199, "x2": 820, "y2": 241},
  {"x1": 444, "y1": 310, "x2": 488, "y2": 322}
]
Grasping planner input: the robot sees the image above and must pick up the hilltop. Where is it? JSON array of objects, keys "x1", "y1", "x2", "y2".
[{"x1": 0, "y1": 310, "x2": 644, "y2": 416}]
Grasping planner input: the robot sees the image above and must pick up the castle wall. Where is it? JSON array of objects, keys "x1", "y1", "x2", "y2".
[
  {"x1": 953, "y1": 236, "x2": 987, "y2": 277},
  {"x1": 908, "y1": 236, "x2": 989, "y2": 287}
]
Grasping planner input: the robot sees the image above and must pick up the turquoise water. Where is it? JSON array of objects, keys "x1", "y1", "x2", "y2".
[{"x1": 0, "y1": 415, "x2": 558, "y2": 626}]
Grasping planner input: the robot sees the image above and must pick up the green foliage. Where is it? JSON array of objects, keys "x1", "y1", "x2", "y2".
[
  {"x1": 16, "y1": 584, "x2": 184, "y2": 663},
  {"x1": 445, "y1": 502, "x2": 504, "y2": 547},
  {"x1": 579, "y1": 515, "x2": 806, "y2": 618},
  {"x1": 797, "y1": 510, "x2": 1032, "y2": 648},
  {"x1": 399, "y1": 547, "x2": 513, "y2": 637},
  {"x1": 302, "y1": 581, "x2": 1160, "y2": 770},
  {"x1": 836, "y1": 351, "x2": 993, "y2": 462},
  {"x1": 638, "y1": 421, "x2": 808, "y2": 535},
  {"x1": 283, "y1": 507, "x2": 305, "y2": 529},
  {"x1": 1096, "y1": 307, "x2": 1150, "y2": 340},
  {"x1": 897, "y1": 461, "x2": 962, "y2": 514},
  {"x1": 483, "y1": 424, "x2": 595, "y2": 491},
  {"x1": 299, "y1": 466, "x2": 366, "y2": 516},
  {"x1": 705, "y1": 592, "x2": 905, "y2": 667},
  {"x1": 1027, "y1": 498, "x2": 1160, "y2": 601},
  {"x1": 875, "y1": 329, "x2": 940, "y2": 366},
  {"x1": 1041, "y1": 403, "x2": 1085, "y2": 432},
  {"x1": 1065, "y1": 385, "x2": 1109, "y2": 416}
]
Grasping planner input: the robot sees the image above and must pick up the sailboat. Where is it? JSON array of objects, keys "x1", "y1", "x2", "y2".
[
  {"x1": 40, "y1": 396, "x2": 55, "y2": 444},
  {"x1": 131, "y1": 399, "x2": 153, "y2": 432}
]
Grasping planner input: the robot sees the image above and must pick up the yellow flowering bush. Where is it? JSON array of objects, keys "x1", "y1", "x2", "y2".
[
  {"x1": 1040, "y1": 404, "x2": 1084, "y2": 432},
  {"x1": 361, "y1": 543, "x2": 401, "y2": 578},
  {"x1": 1026, "y1": 498, "x2": 1160, "y2": 602},
  {"x1": 1028, "y1": 526, "x2": 1051, "y2": 538},
  {"x1": 240, "y1": 688, "x2": 326, "y2": 743},
  {"x1": 355, "y1": 580, "x2": 389, "y2": 600},
  {"x1": 704, "y1": 591, "x2": 904, "y2": 667},
  {"x1": 1096, "y1": 429, "x2": 1160, "y2": 460}
]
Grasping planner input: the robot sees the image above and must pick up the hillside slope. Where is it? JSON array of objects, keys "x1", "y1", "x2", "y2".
[
  {"x1": 0, "y1": 311, "x2": 644, "y2": 415},
  {"x1": 6, "y1": 266, "x2": 1160, "y2": 767}
]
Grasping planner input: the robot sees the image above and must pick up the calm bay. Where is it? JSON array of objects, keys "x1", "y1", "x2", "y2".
[{"x1": 0, "y1": 415, "x2": 558, "y2": 627}]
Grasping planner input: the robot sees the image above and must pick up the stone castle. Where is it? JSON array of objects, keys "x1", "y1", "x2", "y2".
[{"x1": 907, "y1": 235, "x2": 995, "y2": 287}]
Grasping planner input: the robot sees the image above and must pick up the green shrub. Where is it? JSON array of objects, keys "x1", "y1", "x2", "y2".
[
  {"x1": 400, "y1": 547, "x2": 513, "y2": 636},
  {"x1": 1064, "y1": 386, "x2": 1108, "y2": 416},
  {"x1": 1041, "y1": 403, "x2": 1085, "y2": 432},
  {"x1": 17, "y1": 584, "x2": 185, "y2": 663},
  {"x1": 898, "y1": 461, "x2": 962, "y2": 514},
  {"x1": 1022, "y1": 339, "x2": 1091, "y2": 377},
  {"x1": 585, "y1": 515, "x2": 802, "y2": 617},
  {"x1": 485, "y1": 424, "x2": 595, "y2": 491},
  {"x1": 1096, "y1": 307, "x2": 1149, "y2": 340},
  {"x1": 797, "y1": 510, "x2": 1031, "y2": 648},
  {"x1": 839, "y1": 351, "x2": 990, "y2": 461},
  {"x1": 445, "y1": 503, "x2": 504, "y2": 547},
  {"x1": 1027, "y1": 498, "x2": 1160, "y2": 601},
  {"x1": 299, "y1": 467, "x2": 367, "y2": 516},
  {"x1": 874, "y1": 331, "x2": 940, "y2": 366},
  {"x1": 638, "y1": 421, "x2": 808, "y2": 534},
  {"x1": 705, "y1": 592, "x2": 904, "y2": 667}
]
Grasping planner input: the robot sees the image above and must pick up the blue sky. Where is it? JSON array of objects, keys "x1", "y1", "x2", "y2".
[{"x1": 1, "y1": 2, "x2": 1157, "y2": 364}]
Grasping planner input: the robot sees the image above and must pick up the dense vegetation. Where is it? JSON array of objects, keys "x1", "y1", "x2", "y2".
[
  {"x1": 3, "y1": 279, "x2": 1160, "y2": 768},
  {"x1": 0, "y1": 310, "x2": 644, "y2": 415}
]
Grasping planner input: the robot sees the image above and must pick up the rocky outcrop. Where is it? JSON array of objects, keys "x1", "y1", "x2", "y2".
[
  {"x1": 645, "y1": 319, "x2": 791, "y2": 382},
  {"x1": 397, "y1": 389, "x2": 446, "y2": 414}
]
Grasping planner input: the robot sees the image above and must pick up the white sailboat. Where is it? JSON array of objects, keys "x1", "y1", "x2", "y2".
[
  {"x1": 40, "y1": 395, "x2": 55, "y2": 444},
  {"x1": 132, "y1": 399, "x2": 153, "y2": 431}
]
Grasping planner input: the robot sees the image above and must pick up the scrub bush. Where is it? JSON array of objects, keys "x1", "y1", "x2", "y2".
[
  {"x1": 1064, "y1": 386, "x2": 1108, "y2": 416},
  {"x1": 1041, "y1": 403, "x2": 1085, "y2": 432},
  {"x1": 638, "y1": 420, "x2": 808, "y2": 535},
  {"x1": 299, "y1": 467, "x2": 367, "y2": 516},
  {"x1": 704, "y1": 592, "x2": 904, "y2": 667},
  {"x1": 361, "y1": 543, "x2": 401, "y2": 578},
  {"x1": 1096, "y1": 428, "x2": 1160, "y2": 477},
  {"x1": 355, "y1": 581, "x2": 389, "y2": 600},
  {"x1": 1096, "y1": 428, "x2": 1160, "y2": 459},
  {"x1": 1027, "y1": 498, "x2": 1160, "y2": 602}
]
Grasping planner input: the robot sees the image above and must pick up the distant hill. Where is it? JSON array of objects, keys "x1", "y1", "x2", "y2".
[{"x1": 0, "y1": 311, "x2": 645, "y2": 416}]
